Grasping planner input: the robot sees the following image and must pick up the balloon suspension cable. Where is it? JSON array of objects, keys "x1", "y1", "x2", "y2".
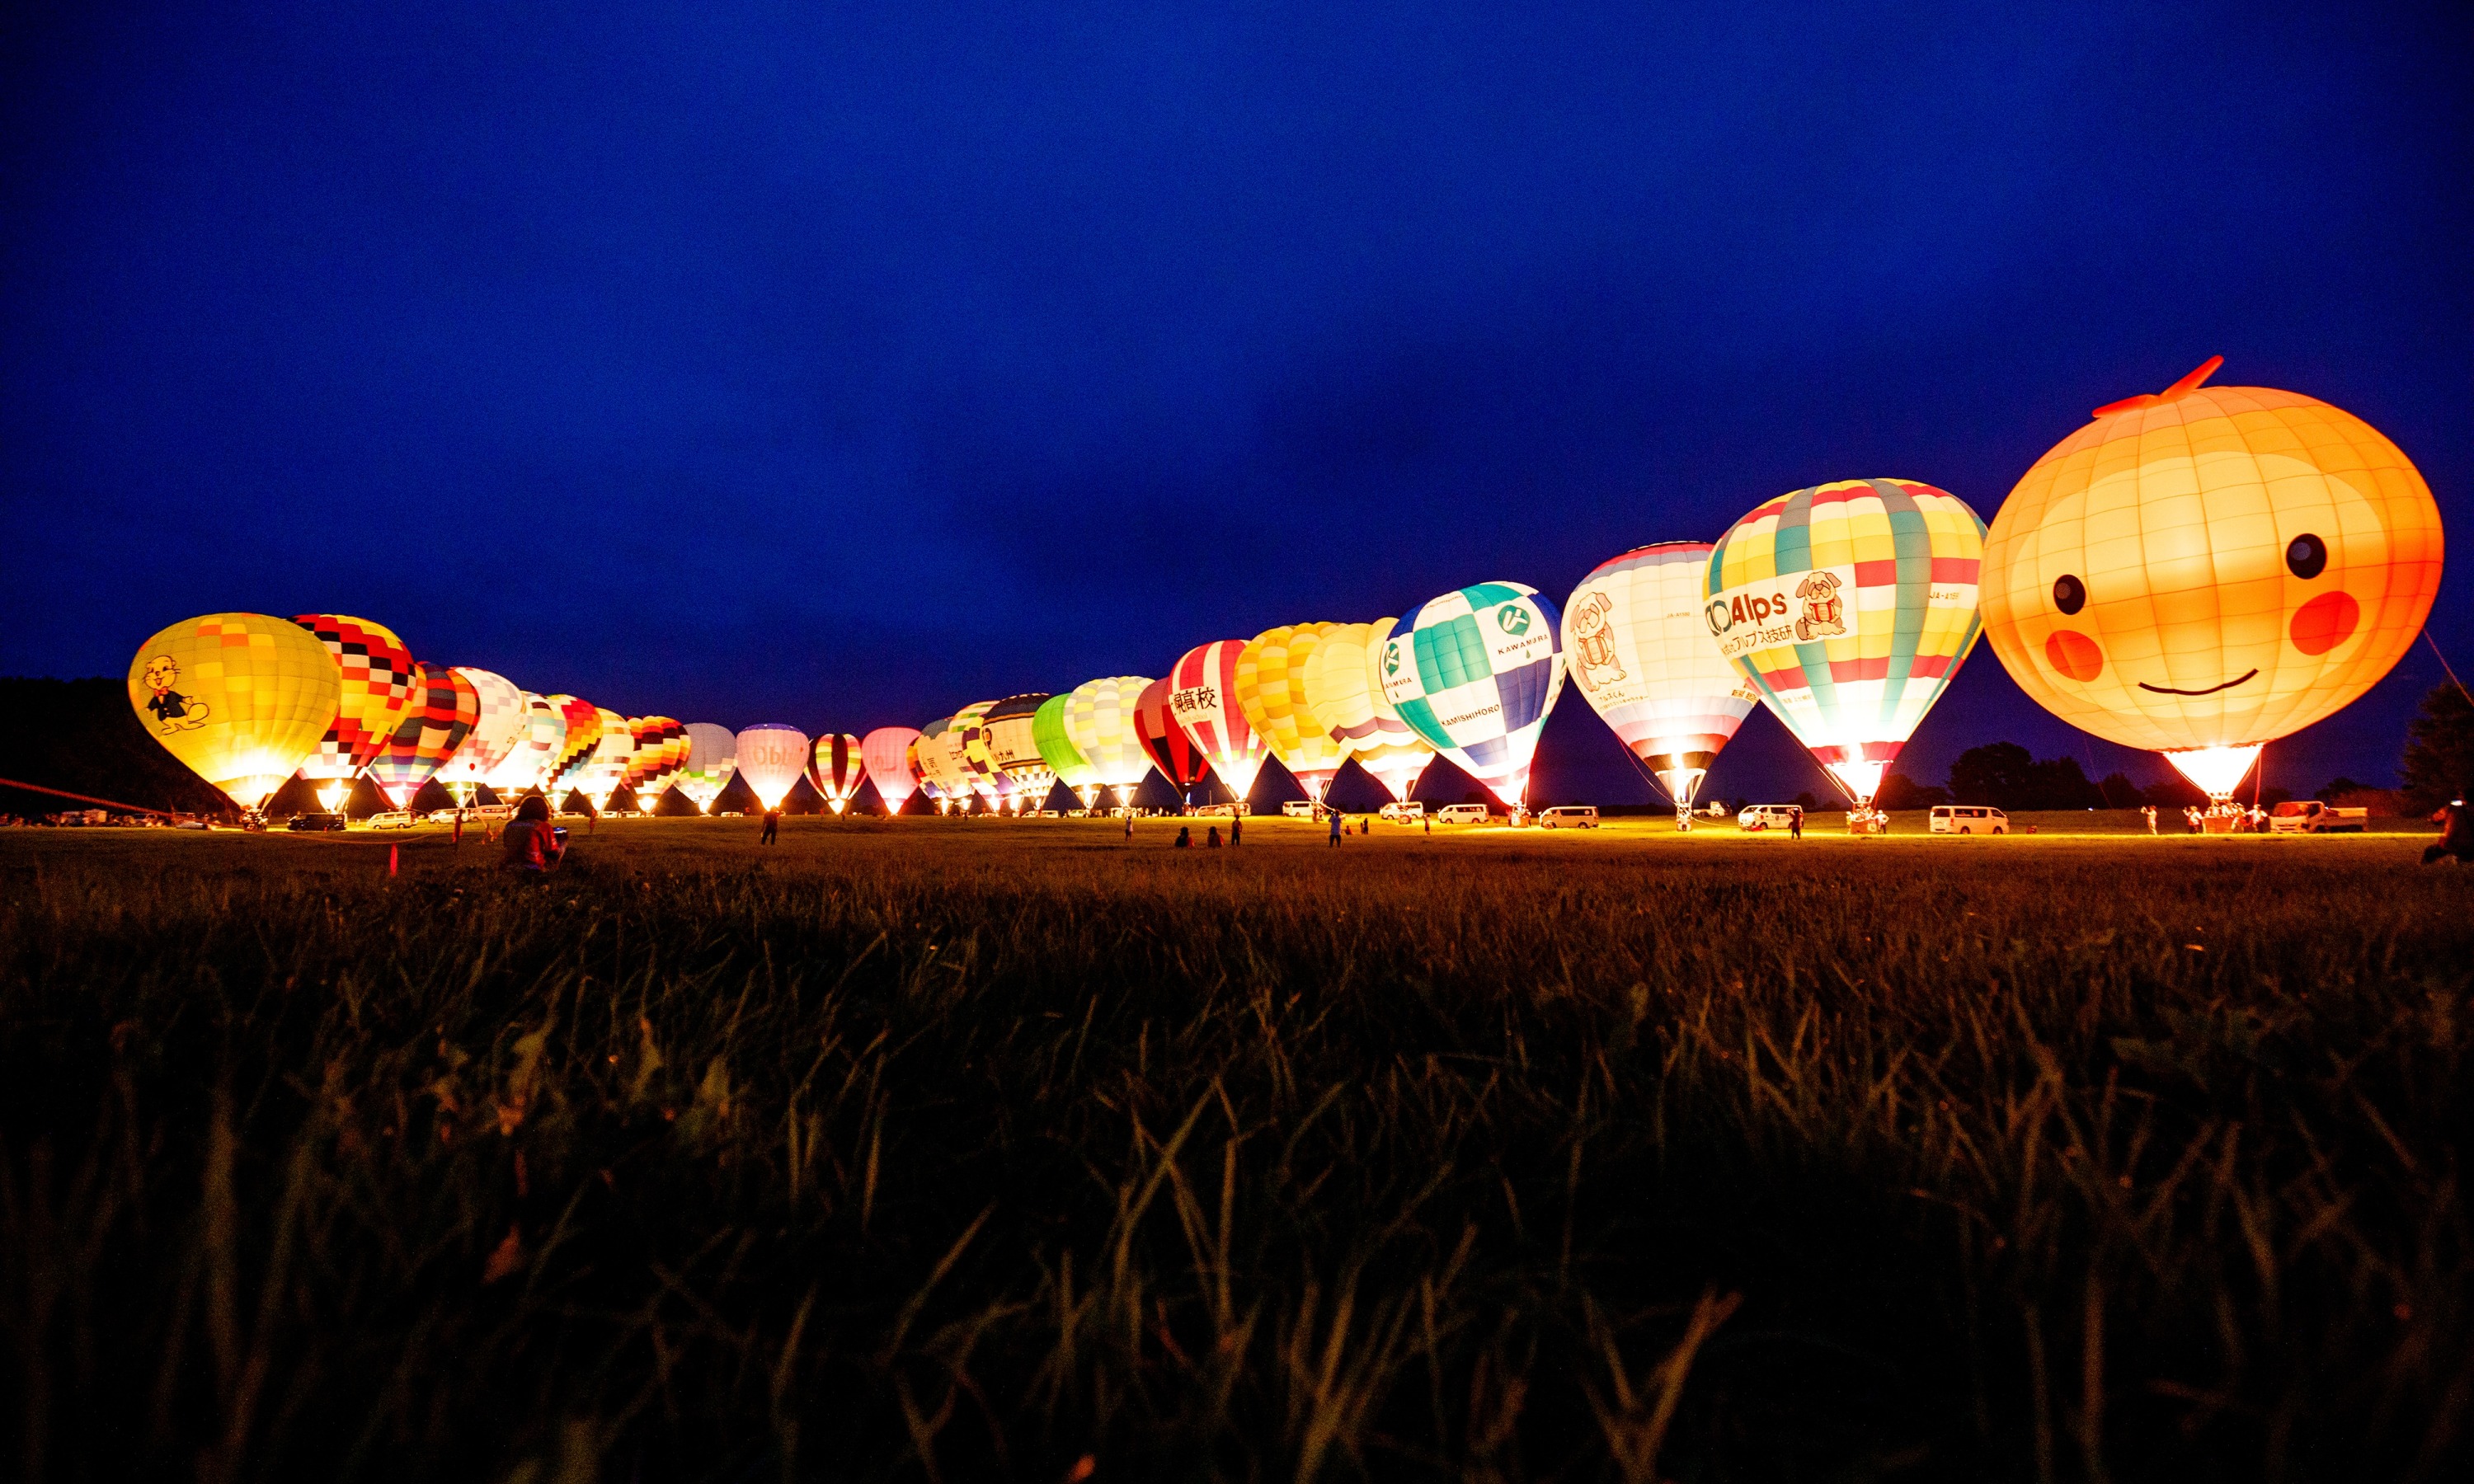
[{"x1": 2425, "y1": 630, "x2": 2474, "y2": 707}]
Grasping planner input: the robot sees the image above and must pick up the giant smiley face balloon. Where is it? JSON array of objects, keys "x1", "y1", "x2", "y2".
[{"x1": 1981, "y1": 357, "x2": 2443, "y2": 799}]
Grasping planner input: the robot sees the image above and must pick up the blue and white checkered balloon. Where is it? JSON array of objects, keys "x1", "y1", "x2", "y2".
[{"x1": 1377, "y1": 580, "x2": 1568, "y2": 809}]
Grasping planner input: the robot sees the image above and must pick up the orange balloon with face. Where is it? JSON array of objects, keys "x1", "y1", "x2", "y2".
[{"x1": 1981, "y1": 357, "x2": 2443, "y2": 800}]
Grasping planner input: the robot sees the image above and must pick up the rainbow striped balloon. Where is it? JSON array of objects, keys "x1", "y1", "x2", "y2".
[{"x1": 1705, "y1": 479, "x2": 1986, "y2": 807}]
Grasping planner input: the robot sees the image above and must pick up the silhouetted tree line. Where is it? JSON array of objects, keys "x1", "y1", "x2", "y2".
[{"x1": 0, "y1": 677, "x2": 233, "y2": 818}]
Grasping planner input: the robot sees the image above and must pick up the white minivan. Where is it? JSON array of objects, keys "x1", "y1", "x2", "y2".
[
  {"x1": 1736, "y1": 804, "x2": 1804, "y2": 833},
  {"x1": 1282, "y1": 800, "x2": 1318, "y2": 819},
  {"x1": 1538, "y1": 805, "x2": 1599, "y2": 829},
  {"x1": 1929, "y1": 805, "x2": 2008, "y2": 835},
  {"x1": 1434, "y1": 803, "x2": 1491, "y2": 824},
  {"x1": 1378, "y1": 801, "x2": 1424, "y2": 822}
]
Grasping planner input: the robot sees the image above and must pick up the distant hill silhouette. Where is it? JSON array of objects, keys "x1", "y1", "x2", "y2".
[{"x1": 0, "y1": 676, "x2": 236, "y2": 817}]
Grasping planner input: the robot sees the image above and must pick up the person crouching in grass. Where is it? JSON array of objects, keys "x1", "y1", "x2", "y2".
[{"x1": 501, "y1": 796, "x2": 567, "y2": 874}]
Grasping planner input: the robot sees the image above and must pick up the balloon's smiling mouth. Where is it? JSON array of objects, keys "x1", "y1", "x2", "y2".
[{"x1": 2138, "y1": 670, "x2": 2257, "y2": 697}]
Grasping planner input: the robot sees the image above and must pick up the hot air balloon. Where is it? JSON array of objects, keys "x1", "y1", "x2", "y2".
[
  {"x1": 672, "y1": 723, "x2": 739, "y2": 813},
  {"x1": 1706, "y1": 480, "x2": 1987, "y2": 814},
  {"x1": 1236, "y1": 624, "x2": 1353, "y2": 806},
  {"x1": 809, "y1": 733, "x2": 865, "y2": 814},
  {"x1": 1058, "y1": 676, "x2": 1154, "y2": 812},
  {"x1": 1300, "y1": 620, "x2": 1435, "y2": 805},
  {"x1": 905, "y1": 735, "x2": 941, "y2": 813},
  {"x1": 289, "y1": 614, "x2": 416, "y2": 812},
  {"x1": 1134, "y1": 676, "x2": 1211, "y2": 808},
  {"x1": 543, "y1": 696, "x2": 604, "y2": 809},
  {"x1": 1378, "y1": 583, "x2": 1567, "y2": 812},
  {"x1": 947, "y1": 702, "x2": 1009, "y2": 811},
  {"x1": 483, "y1": 693, "x2": 567, "y2": 805},
  {"x1": 571, "y1": 708, "x2": 636, "y2": 814},
  {"x1": 1980, "y1": 358, "x2": 2444, "y2": 809},
  {"x1": 622, "y1": 717, "x2": 685, "y2": 810},
  {"x1": 915, "y1": 716, "x2": 968, "y2": 812},
  {"x1": 981, "y1": 694, "x2": 1056, "y2": 813},
  {"x1": 734, "y1": 724, "x2": 809, "y2": 810},
  {"x1": 433, "y1": 668, "x2": 528, "y2": 805},
  {"x1": 862, "y1": 727, "x2": 924, "y2": 816},
  {"x1": 1166, "y1": 641, "x2": 1267, "y2": 807},
  {"x1": 1032, "y1": 695, "x2": 1101, "y2": 810},
  {"x1": 127, "y1": 613, "x2": 342, "y2": 815},
  {"x1": 366, "y1": 664, "x2": 481, "y2": 810},
  {"x1": 1564, "y1": 543, "x2": 1762, "y2": 829}
]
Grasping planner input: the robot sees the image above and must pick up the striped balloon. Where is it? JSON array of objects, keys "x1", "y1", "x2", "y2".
[
  {"x1": 483, "y1": 693, "x2": 567, "y2": 803},
  {"x1": 1296, "y1": 619, "x2": 1433, "y2": 805},
  {"x1": 1236, "y1": 624, "x2": 1352, "y2": 803},
  {"x1": 289, "y1": 614, "x2": 416, "y2": 788},
  {"x1": 905, "y1": 735, "x2": 939, "y2": 809},
  {"x1": 945, "y1": 701, "x2": 1008, "y2": 809},
  {"x1": 733, "y1": 724, "x2": 808, "y2": 810},
  {"x1": 366, "y1": 663, "x2": 479, "y2": 809},
  {"x1": 809, "y1": 733, "x2": 865, "y2": 814},
  {"x1": 1032, "y1": 694, "x2": 1099, "y2": 808},
  {"x1": 433, "y1": 668, "x2": 528, "y2": 801},
  {"x1": 572, "y1": 708, "x2": 636, "y2": 812},
  {"x1": 1378, "y1": 582, "x2": 1567, "y2": 811},
  {"x1": 543, "y1": 696, "x2": 604, "y2": 805},
  {"x1": 672, "y1": 723, "x2": 738, "y2": 813},
  {"x1": 862, "y1": 727, "x2": 923, "y2": 816},
  {"x1": 1706, "y1": 479, "x2": 1986, "y2": 807},
  {"x1": 1059, "y1": 676, "x2": 1153, "y2": 810},
  {"x1": 981, "y1": 693, "x2": 1055, "y2": 812},
  {"x1": 623, "y1": 716, "x2": 685, "y2": 808},
  {"x1": 1564, "y1": 542, "x2": 1761, "y2": 826},
  {"x1": 1134, "y1": 675, "x2": 1211, "y2": 799},
  {"x1": 1166, "y1": 641, "x2": 1267, "y2": 804}
]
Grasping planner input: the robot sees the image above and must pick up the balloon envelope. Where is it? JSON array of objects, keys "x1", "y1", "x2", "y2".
[
  {"x1": 543, "y1": 696, "x2": 604, "y2": 803},
  {"x1": 435, "y1": 669, "x2": 528, "y2": 794},
  {"x1": 1707, "y1": 479, "x2": 1986, "y2": 806},
  {"x1": 1300, "y1": 619, "x2": 1432, "y2": 804},
  {"x1": 809, "y1": 733, "x2": 865, "y2": 812},
  {"x1": 128, "y1": 613, "x2": 341, "y2": 811},
  {"x1": 1134, "y1": 676, "x2": 1211, "y2": 794},
  {"x1": 673, "y1": 723, "x2": 739, "y2": 811},
  {"x1": 981, "y1": 693, "x2": 1055, "y2": 808},
  {"x1": 1564, "y1": 542, "x2": 1760, "y2": 812},
  {"x1": 289, "y1": 614, "x2": 415, "y2": 782},
  {"x1": 734, "y1": 724, "x2": 808, "y2": 810},
  {"x1": 1167, "y1": 641, "x2": 1267, "y2": 802},
  {"x1": 1236, "y1": 624, "x2": 1352, "y2": 801},
  {"x1": 1378, "y1": 583, "x2": 1567, "y2": 810},
  {"x1": 484, "y1": 693, "x2": 567, "y2": 801},
  {"x1": 1058, "y1": 676, "x2": 1154, "y2": 805},
  {"x1": 862, "y1": 727, "x2": 923, "y2": 815},
  {"x1": 1980, "y1": 359, "x2": 2443, "y2": 801},
  {"x1": 1032, "y1": 694, "x2": 1098, "y2": 798},
  {"x1": 366, "y1": 664, "x2": 480, "y2": 809}
]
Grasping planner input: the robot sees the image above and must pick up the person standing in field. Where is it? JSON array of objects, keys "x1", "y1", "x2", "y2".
[
  {"x1": 501, "y1": 796, "x2": 565, "y2": 874},
  {"x1": 1789, "y1": 808, "x2": 1803, "y2": 840},
  {"x1": 1230, "y1": 814, "x2": 1242, "y2": 846},
  {"x1": 2423, "y1": 799, "x2": 2473, "y2": 865},
  {"x1": 1328, "y1": 805, "x2": 1343, "y2": 847},
  {"x1": 1123, "y1": 814, "x2": 1133, "y2": 840},
  {"x1": 2142, "y1": 805, "x2": 2157, "y2": 834},
  {"x1": 760, "y1": 807, "x2": 781, "y2": 845}
]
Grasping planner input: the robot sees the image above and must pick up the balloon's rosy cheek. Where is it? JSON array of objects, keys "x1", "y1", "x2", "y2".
[
  {"x1": 2290, "y1": 591, "x2": 2359, "y2": 656},
  {"x1": 2045, "y1": 630, "x2": 2105, "y2": 682}
]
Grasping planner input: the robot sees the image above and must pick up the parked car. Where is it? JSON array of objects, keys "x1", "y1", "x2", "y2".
[
  {"x1": 1736, "y1": 804, "x2": 1804, "y2": 832},
  {"x1": 1929, "y1": 805, "x2": 2009, "y2": 835},
  {"x1": 1282, "y1": 800, "x2": 1319, "y2": 819},
  {"x1": 286, "y1": 812, "x2": 347, "y2": 833},
  {"x1": 365, "y1": 810, "x2": 417, "y2": 829},
  {"x1": 1434, "y1": 804, "x2": 1492, "y2": 824},
  {"x1": 1538, "y1": 805, "x2": 1600, "y2": 829},
  {"x1": 1378, "y1": 801, "x2": 1425, "y2": 822},
  {"x1": 2268, "y1": 800, "x2": 2368, "y2": 834}
]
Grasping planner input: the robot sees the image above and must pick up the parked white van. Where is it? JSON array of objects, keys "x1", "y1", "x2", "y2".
[
  {"x1": 1538, "y1": 805, "x2": 1599, "y2": 829},
  {"x1": 1378, "y1": 801, "x2": 1424, "y2": 822},
  {"x1": 1929, "y1": 805, "x2": 2008, "y2": 835},
  {"x1": 365, "y1": 810, "x2": 417, "y2": 830},
  {"x1": 1434, "y1": 803, "x2": 1491, "y2": 824},
  {"x1": 1736, "y1": 804, "x2": 1803, "y2": 833},
  {"x1": 1282, "y1": 800, "x2": 1318, "y2": 819}
]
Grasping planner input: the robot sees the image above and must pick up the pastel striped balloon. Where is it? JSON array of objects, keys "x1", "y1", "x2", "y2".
[
  {"x1": 672, "y1": 722, "x2": 738, "y2": 812},
  {"x1": 1564, "y1": 542, "x2": 1759, "y2": 824},
  {"x1": 1305, "y1": 619, "x2": 1434, "y2": 804},
  {"x1": 1235, "y1": 623, "x2": 1351, "y2": 802},
  {"x1": 1058, "y1": 675, "x2": 1154, "y2": 808},
  {"x1": 861, "y1": 727, "x2": 922, "y2": 815},
  {"x1": 1378, "y1": 582, "x2": 1566, "y2": 810},
  {"x1": 1166, "y1": 640, "x2": 1266, "y2": 802},
  {"x1": 1706, "y1": 479, "x2": 1985, "y2": 807},
  {"x1": 572, "y1": 707, "x2": 636, "y2": 812},
  {"x1": 434, "y1": 668, "x2": 528, "y2": 799},
  {"x1": 483, "y1": 693, "x2": 567, "y2": 802}
]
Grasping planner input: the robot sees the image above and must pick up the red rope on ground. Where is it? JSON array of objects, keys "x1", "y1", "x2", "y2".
[{"x1": 0, "y1": 776, "x2": 204, "y2": 820}]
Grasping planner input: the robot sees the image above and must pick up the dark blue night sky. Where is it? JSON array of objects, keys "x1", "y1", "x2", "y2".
[{"x1": 6, "y1": 3, "x2": 2468, "y2": 805}]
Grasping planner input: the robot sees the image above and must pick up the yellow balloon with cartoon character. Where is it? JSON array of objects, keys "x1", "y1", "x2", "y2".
[
  {"x1": 1981, "y1": 357, "x2": 2443, "y2": 799},
  {"x1": 127, "y1": 613, "x2": 342, "y2": 813}
]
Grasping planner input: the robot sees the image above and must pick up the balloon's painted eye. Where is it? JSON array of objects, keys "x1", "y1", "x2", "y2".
[
  {"x1": 2287, "y1": 533, "x2": 2327, "y2": 580},
  {"x1": 2053, "y1": 575, "x2": 2086, "y2": 615}
]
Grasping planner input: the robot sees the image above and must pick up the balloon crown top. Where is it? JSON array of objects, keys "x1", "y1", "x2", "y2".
[{"x1": 2091, "y1": 355, "x2": 2224, "y2": 418}]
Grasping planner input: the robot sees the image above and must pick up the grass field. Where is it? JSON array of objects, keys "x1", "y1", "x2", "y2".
[{"x1": 2, "y1": 815, "x2": 2467, "y2": 1482}]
